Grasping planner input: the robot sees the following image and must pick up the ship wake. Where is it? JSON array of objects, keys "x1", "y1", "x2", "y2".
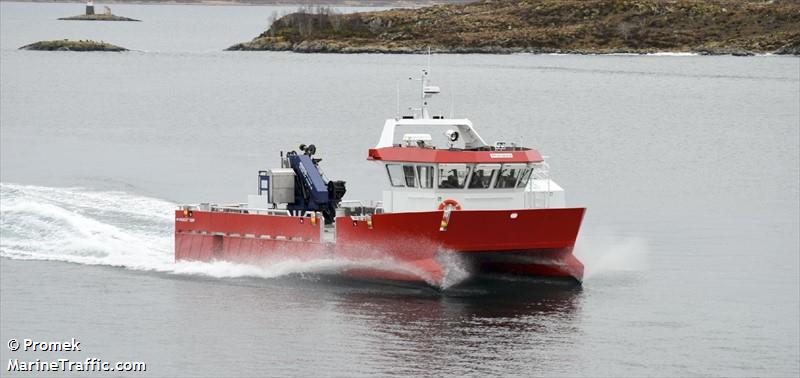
[{"x1": 0, "y1": 183, "x2": 461, "y2": 288}]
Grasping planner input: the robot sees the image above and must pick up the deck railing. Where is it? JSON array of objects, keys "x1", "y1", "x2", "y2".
[{"x1": 179, "y1": 203, "x2": 317, "y2": 218}]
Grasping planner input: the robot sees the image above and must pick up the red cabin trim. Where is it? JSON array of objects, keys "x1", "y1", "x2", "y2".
[{"x1": 367, "y1": 147, "x2": 543, "y2": 164}]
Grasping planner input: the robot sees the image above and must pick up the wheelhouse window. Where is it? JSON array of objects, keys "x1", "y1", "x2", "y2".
[
  {"x1": 495, "y1": 164, "x2": 526, "y2": 188},
  {"x1": 438, "y1": 164, "x2": 470, "y2": 189},
  {"x1": 468, "y1": 164, "x2": 499, "y2": 189},
  {"x1": 403, "y1": 165, "x2": 416, "y2": 187},
  {"x1": 417, "y1": 165, "x2": 434, "y2": 189},
  {"x1": 516, "y1": 168, "x2": 533, "y2": 188},
  {"x1": 386, "y1": 164, "x2": 406, "y2": 187}
]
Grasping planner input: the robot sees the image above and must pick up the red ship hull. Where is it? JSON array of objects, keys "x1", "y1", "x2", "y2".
[{"x1": 175, "y1": 207, "x2": 585, "y2": 287}]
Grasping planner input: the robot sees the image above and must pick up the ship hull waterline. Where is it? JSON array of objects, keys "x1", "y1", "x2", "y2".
[{"x1": 174, "y1": 208, "x2": 586, "y2": 287}]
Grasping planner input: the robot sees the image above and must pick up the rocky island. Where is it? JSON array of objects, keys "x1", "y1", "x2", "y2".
[
  {"x1": 20, "y1": 40, "x2": 128, "y2": 52},
  {"x1": 227, "y1": 0, "x2": 800, "y2": 55},
  {"x1": 58, "y1": 14, "x2": 140, "y2": 22}
]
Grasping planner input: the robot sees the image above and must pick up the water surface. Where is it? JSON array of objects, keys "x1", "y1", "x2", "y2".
[{"x1": 1, "y1": 2, "x2": 799, "y2": 376}]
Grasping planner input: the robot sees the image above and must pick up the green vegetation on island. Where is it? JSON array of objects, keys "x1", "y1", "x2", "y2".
[
  {"x1": 227, "y1": 0, "x2": 800, "y2": 55},
  {"x1": 58, "y1": 14, "x2": 140, "y2": 22},
  {"x1": 19, "y1": 40, "x2": 128, "y2": 52}
]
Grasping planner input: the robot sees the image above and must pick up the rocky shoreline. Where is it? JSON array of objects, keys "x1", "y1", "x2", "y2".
[
  {"x1": 227, "y1": 0, "x2": 800, "y2": 56},
  {"x1": 227, "y1": 40, "x2": 798, "y2": 56},
  {"x1": 20, "y1": 40, "x2": 128, "y2": 52}
]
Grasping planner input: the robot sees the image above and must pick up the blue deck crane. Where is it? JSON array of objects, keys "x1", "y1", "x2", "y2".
[{"x1": 284, "y1": 144, "x2": 346, "y2": 224}]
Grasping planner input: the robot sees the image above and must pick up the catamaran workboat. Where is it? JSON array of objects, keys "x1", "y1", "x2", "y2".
[{"x1": 175, "y1": 69, "x2": 586, "y2": 287}]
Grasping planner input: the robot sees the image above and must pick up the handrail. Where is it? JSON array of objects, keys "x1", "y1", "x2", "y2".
[
  {"x1": 178, "y1": 204, "x2": 315, "y2": 218},
  {"x1": 339, "y1": 200, "x2": 385, "y2": 215},
  {"x1": 339, "y1": 200, "x2": 367, "y2": 207}
]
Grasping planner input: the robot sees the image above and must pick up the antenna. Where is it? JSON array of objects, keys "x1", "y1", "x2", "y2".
[
  {"x1": 427, "y1": 46, "x2": 431, "y2": 72},
  {"x1": 449, "y1": 81, "x2": 455, "y2": 119},
  {"x1": 395, "y1": 81, "x2": 400, "y2": 118}
]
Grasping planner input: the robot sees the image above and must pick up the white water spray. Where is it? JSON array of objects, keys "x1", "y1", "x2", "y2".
[
  {"x1": 436, "y1": 250, "x2": 470, "y2": 289},
  {"x1": 573, "y1": 229, "x2": 650, "y2": 279}
]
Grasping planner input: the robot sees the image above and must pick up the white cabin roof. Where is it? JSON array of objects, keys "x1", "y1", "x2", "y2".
[{"x1": 376, "y1": 118, "x2": 489, "y2": 149}]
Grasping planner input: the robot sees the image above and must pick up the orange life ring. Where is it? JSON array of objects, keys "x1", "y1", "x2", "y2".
[{"x1": 438, "y1": 199, "x2": 462, "y2": 211}]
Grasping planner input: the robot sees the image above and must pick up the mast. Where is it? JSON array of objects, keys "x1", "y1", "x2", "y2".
[
  {"x1": 404, "y1": 50, "x2": 440, "y2": 119},
  {"x1": 412, "y1": 69, "x2": 439, "y2": 119}
]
